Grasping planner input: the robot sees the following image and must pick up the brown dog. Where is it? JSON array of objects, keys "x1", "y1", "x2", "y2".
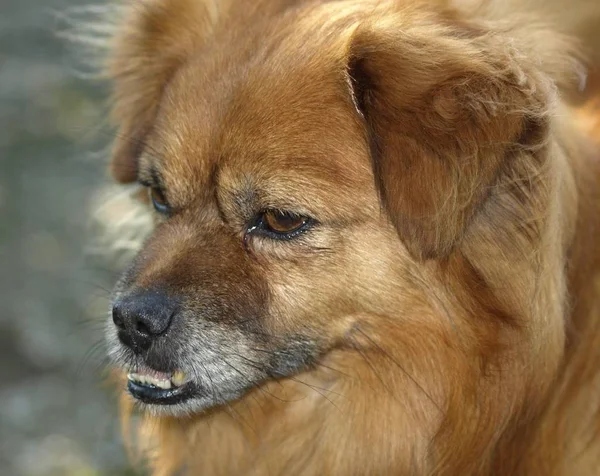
[{"x1": 100, "y1": 0, "x2": 600, "y2": 474}]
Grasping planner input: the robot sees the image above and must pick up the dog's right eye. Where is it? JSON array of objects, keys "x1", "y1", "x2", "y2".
[
  {"x1": 149, "y1": 187, "x2": 170, "y2": 215},
  {"x1": 246, "y1": 209, "x2": 313, "y2": 243},
  {"x1": 263, "y1": 210, "x2": 308, "y2": 234}
]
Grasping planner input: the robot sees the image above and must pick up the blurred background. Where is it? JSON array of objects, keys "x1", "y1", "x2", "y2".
[{"x1": 0, "y1": 0, "x2": 137, "y2": 474}]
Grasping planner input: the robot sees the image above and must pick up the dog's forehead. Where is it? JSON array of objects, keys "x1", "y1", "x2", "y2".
[{"x1": 151, "y1": 34, "x2": 374, "y2": 207}]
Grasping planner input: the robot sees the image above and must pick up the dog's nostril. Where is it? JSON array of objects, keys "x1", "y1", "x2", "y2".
[
  {"x1": 135, "y1": 319, "x2": 152, "y2": 337},
  {"x1": 112, "y1": 304, "x2": 126, "y2": 330}
]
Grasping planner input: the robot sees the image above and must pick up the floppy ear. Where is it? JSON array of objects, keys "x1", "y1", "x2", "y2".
[
  {"x1": 107, "y1": 0, "x2": 217, "y2": 182},
  {"x1": 347, "y1": 18, "x2": 551, "y2": 259}
]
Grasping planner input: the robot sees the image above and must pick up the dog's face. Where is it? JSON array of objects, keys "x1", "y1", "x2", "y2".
[
  {"x1": 106, "y1": 0, "x2": 566, "y2": 421},
  {"x1": 108, "y1": 14, "x2": 407, "y2": 413},
  {"x1": 111, "y1": 62, "x2": 385, "y2": 404}
]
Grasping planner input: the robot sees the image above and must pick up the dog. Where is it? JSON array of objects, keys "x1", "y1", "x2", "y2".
[{"x1": 98, "y1": 0, "x2": 600, "y2": 474}]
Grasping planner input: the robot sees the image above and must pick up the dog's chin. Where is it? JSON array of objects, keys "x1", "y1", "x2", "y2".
[{"x1": 108, "y1": 343, "x2": 260, "y2": 417}]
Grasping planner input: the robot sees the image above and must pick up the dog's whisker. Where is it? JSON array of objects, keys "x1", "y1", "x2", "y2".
[
  {"x1": 76, "y1": 339, "x2": 108, "y2": 378},
  {"x1": 284, "y1": 375, "x2": 344, "y2": 412},
  {"x1": 347, "y1": 335, "x2": 395, "y2": 397},
  {"x1": 354, "y1": 328, "x2": 443, "y2": 413}
]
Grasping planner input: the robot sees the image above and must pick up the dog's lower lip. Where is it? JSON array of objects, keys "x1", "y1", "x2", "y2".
[
  {"x1": 127, "y1": 379, "x2": 194, "y2": 405},
  {"x1": 126, "y1": 368, "x2": 193, "y2": 404}
]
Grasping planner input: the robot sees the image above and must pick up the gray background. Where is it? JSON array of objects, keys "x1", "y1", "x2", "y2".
[{"x1": 1, "y1": 0, "x2": 137, "y2": 474}]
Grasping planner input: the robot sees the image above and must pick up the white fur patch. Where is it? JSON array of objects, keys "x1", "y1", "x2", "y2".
[{"x1": 86, "y1": 184, "x2": 153, "y2": 266}]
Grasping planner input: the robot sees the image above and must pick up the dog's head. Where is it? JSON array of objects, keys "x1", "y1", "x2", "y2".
[{"x1": 105, "y1": 0, "x2": 575, "y2": 422}]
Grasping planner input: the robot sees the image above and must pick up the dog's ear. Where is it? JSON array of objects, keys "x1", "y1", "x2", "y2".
[
  {"x1": 108, "y1": 0, "x2": 217, "y2": 182},
  {"x1": 347, "y1": 17, "x2": 551, "y2": 260}
]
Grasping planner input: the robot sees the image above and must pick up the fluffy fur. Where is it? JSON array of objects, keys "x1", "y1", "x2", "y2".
[{"x1": 96, "y1": 0, "x2": 600, "y2": 474}]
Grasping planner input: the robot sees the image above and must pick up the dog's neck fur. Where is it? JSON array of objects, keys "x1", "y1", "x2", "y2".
[
  {"x1": 546, "y1": 104, "x2": 600, "y2": 473},
  {"x1": 490, "y1": 104, "x2": 600, "y2": 475}
]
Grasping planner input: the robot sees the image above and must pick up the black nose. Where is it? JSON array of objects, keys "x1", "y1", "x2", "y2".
[{"x1": 112, "y1": 290, "x2": 177, "y2": 353}]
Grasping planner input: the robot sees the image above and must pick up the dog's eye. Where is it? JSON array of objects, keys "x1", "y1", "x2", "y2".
[
  {"x1": 254, "y1": 210, "x2": 311, "y2": 239},
  {"x1": 263, "y1": 210, "x2": 307, "y2": 233},
  {"x1": 149, "y1": 187, "x2": 170, "y2": 214}
]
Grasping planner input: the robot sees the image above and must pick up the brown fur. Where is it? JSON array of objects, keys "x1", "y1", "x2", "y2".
[{"x1": 101, "y1": 0, "x2": 600, "y2": 474}]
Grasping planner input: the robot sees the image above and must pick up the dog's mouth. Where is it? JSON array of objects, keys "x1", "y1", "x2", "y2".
[{"x1": 127, "y1": 367, "x2": 195, "y2": 405}]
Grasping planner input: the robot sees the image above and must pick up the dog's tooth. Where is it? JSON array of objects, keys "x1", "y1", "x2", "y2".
[
  {"x1": 127, "y1": 371, "x2": 174, "y2": 389},
  {"x1": 171, "y1": 370, "x2": 186, "y2": 387},
  {"x1": 156, "y1": 379, "x2": 172, "y2": 390},
  {"x1": 128, "y1": 373, "x2": 141, "y2": 383}
]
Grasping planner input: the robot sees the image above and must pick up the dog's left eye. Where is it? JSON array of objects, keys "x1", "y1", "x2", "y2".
[
  {"x1": 252, "y1": 210, "x2": 311, "y2": 240},
  {"x1": 149, "y1": 187, "x2": 170, "y2": 214}
]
